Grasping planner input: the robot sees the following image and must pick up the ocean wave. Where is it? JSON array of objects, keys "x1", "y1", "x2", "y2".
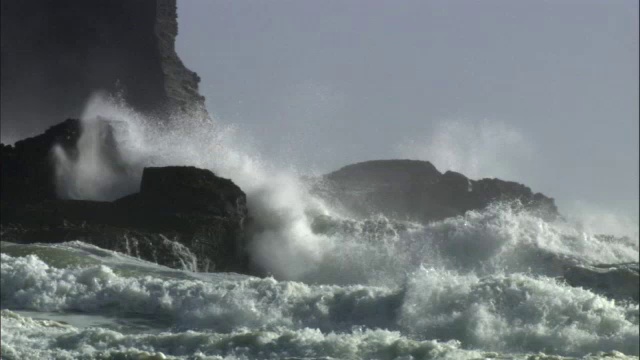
[
  {"x1": 1, "y1": 253, "x2": 637, "y2": 356},
  {"x1": 3, "y1": 310, "x2": 636, "y2": 360}
]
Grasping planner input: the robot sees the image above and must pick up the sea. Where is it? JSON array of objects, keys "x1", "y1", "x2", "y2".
[{"x1": 1, "y1": 94, "x2": 638, "y2": 359}]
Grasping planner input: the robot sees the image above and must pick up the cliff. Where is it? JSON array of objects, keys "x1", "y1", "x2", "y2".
[{"x1": 0, "y1": 0, "x2": 207, "y2": 141}]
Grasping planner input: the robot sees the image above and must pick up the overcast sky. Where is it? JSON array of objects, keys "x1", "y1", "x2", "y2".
[{"x1": 176, "y1": 0, "x2": 638, "y2": 220}]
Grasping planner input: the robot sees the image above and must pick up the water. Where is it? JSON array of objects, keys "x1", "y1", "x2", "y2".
[{"x1": 1, "y1": 94, "x2": 638, "y2": 359}]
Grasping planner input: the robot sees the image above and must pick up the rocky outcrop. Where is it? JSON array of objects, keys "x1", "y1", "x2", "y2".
[
  {"x1": 1, "y1": 118, "x2": 248, "y2": 272},
  {"x1": 312, "y1": 159, "x2": 559, "y2": 222},
  {"x1": 1, "y1": 166, "x2": 249, "y2": 273},
  {"x1": 0, "y1": 119, "x2": 248, "y2": 272},
  {"x1": 1, "y1": 119, "x2": 82, "y2": 204},
  {"x1": 1, "y1": 0, "x2": 207, "y2": 141},
  {"x1": 563, "y1": 262, "x2": 639, "y2": 302}
]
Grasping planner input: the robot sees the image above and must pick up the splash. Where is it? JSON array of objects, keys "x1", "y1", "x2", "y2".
[
  {"x1": 396, "y1": 119, "x2": 533, "y2": 180},
  {"x1": 51, "y1": 92, "x2": 333, "y2": 279},
  {"x1": 50, "y1": 93, "x2": 638, "y2": 284},
  {"x1": 9, "y1": 95, "x2": 640, "y2": 357},
  {"x1": 53, "y1": 92, "x2": 148, "y2": 200}
]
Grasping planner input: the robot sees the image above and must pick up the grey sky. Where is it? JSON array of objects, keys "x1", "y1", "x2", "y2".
[{"x1": 176, "y1": 0, "x2": 639, "y2": 220}]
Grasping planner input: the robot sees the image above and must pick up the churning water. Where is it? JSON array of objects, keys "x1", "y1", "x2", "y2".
[{"x1": 1, "y1": 94, "x2": 638, "y2": 359}]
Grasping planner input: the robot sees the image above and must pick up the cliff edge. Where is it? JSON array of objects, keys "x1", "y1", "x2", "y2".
[{"x1": 1, "y1": 0, "x2": 207, "y2": 141}]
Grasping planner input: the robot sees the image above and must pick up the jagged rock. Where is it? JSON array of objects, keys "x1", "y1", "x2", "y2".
[
  {"x1": 312, "y1": 159, "x2": 559, "y2": 222},
  {"x1": 1, "y1": 0, "x2": 207, "y2": 140}
]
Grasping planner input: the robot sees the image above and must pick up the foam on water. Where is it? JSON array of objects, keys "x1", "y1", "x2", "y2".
[
  {"x1": 1, "y1": 251, "x2": 638, "y2": 357},
  {"x1": 3, "y1": 93, "x2": 638, "y2": 358},
  {"x1": 294, "y1": 203, "x2": 638, "y2": 286},
  {"x1": 49, "y1": 94, "x2": 639, "y2": 282},
  {"x1": 1, "y1": 310, "x2": 492, "y2": 360}
]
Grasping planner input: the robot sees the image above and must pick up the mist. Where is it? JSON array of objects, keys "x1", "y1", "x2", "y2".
[{"x1": 175, "y1": 0, "x2": 639, "y2": 223}]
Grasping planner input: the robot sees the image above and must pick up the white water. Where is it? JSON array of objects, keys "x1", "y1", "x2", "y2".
[{"x1": 2, "y1": 93, "x2": 639, "y2": 359}]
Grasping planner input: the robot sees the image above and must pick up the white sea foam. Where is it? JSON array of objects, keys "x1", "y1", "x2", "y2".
[
  {"x1": 1, "y1": 252, "x2": 638, "y2": 357},
  {"x1": 48, "y1": 94, "x2": 640, "y2": 283},
  {"x1": 9, "y1": 93, "x2": 636, "y2": 358},
  {"x1": 52, "y1": 93, "x2": 334, "y2": 280},
  {"x1": 2, "y1": 310, "x2": 491, "y2": 360}
]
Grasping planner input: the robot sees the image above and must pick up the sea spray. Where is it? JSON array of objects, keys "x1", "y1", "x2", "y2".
[
  {"x1": 20, "y1": 92, "x2": 638, "y2": 359},
  {"x1": 51, "y1": 92, "x2": 336, "y2": 280},
  {"x1": 50, "y1": 93, "x2": 639, "y2": 283}
]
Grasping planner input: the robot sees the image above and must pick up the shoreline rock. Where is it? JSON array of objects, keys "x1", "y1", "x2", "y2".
[
  {"x1": 1, "y1": 166, "x2": 249, "y2": 273},
  {"x1": 1, "y1": 121, "x2": 249, "y2": 272},
  {"x1": 311, "y1": 159, "x2": 559, "y2": 223}
]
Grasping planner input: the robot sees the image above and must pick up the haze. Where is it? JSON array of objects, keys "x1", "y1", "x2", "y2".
[{"x1": 176, "y1": 0, "x2": 638, "y2": 222}]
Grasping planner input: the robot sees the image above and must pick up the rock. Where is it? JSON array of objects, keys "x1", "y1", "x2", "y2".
[
  {"x1": 117, "y1": 166, "x2": 249, "y2": 272},
  {"x1": 1, "y1": 166, "x2": 249, "y2": 272},
  {"x1": 0, "y1": 119, "x2": 130, "y2": 204},
  {"x1": 325, "y1": 159, "x2": 442, "y2": 188},
  {"x1": 138, "y1": 166, "x2": 247, "y2": 219},
  {"x1": 1, "y1": 0, "x2": 207, "y2": 140},
  {"x1": 1, "y1": 119, "x2": 82, "y2": 204},
  {"x1": 1, "y1": 118, "x2": 249, "y2": 272},
  {"x1": 312, "y1": 159, "x2": 559, "y2": 222},
  {"x1": 563, "y1": 262, "x2": 639, "y2": 302}
]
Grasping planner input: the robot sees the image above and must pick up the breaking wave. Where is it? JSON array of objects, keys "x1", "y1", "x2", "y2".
[{"x1": 2, "y1": 93, "x2": 638, "y2": 359}]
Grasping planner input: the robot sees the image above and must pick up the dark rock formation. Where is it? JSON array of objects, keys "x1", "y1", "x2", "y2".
[
  {"x1": 1, "y1": 166, "x2": 249, "y2": 273},
  {"x1": 137, "y1": 167, "x2": 247, "y2": 219},
  {"x1": 2, "y1": 118, "x2": 248, "y2": 272},
  {"x1": 1, "y1": 118, "x2": 133, "y2": 203},
  {"x1": 563, "y1": 262, "x2": 639, "y2": 302},
  {"x1": 312, "y1": 159, "x2": 559, "y2": 222},
  {"x1": 1, "y1": 119, "x2": 82, "y2": 204},
  {"x1": 1, "y1": 0, "x2": 207, "y2": 141}
]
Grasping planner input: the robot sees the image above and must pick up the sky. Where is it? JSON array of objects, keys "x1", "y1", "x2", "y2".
[{"x1": 176, "y1": 0, "x2": 639, "y2": 221}]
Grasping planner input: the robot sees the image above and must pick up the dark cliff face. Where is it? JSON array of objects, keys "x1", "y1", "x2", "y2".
[{"x1": 1, "y1": 0, "x2": 207, "y2": 141}]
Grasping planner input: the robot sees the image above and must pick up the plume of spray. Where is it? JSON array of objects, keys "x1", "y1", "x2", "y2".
[
  {"x1": 396, "y1": 119, "x2": 533, "y2": 181},
  {"x1": 395, "y1": 118, "x2": 638, "y2": 245},
  {"x1": 53, "y1": 92, "x2": 148, "y2": 200},
  {"x1": 52, "y1": 94, "x2": 638, "y2": 284},
  {"x1": 52, "y1": 92, "x2": 334, "y2": 280}
]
